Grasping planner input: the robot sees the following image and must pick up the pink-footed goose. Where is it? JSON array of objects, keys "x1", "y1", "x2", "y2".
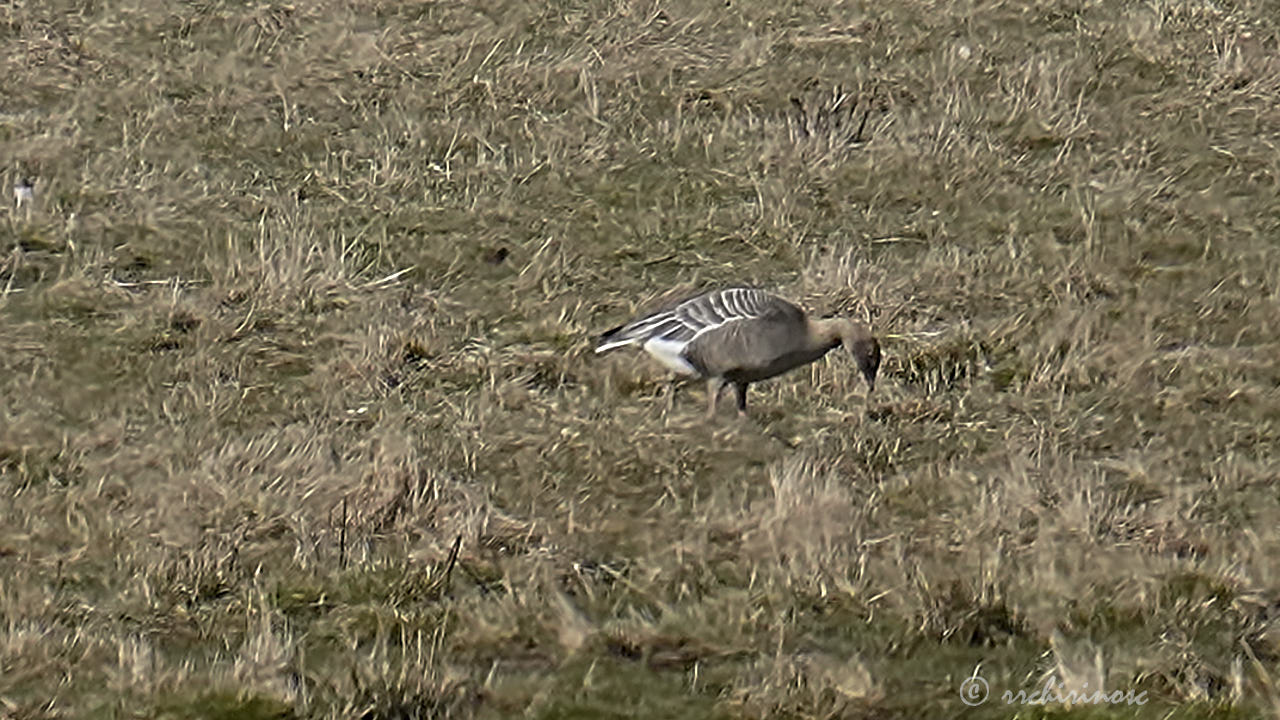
[{"x1": 595, "y1": 287, "x2": 880, "y2": 418}]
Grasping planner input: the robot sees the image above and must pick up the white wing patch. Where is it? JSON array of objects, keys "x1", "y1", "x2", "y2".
[{"x1": 642, "y1": 337, "x2": 698, "y2": 375}]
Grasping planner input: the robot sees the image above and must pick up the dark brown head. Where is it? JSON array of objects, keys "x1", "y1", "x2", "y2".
[
  {"x1": 846, "y1": 335, "x2": 881, "y2": 392},
  {"x1": 811, "y1": 317, "x2": 882, "y2": 393},
  {"x1": 830, "y1": 319, "x2": 879, "y2": 392}
]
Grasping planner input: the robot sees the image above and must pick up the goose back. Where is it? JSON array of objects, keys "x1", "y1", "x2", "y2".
[
  {"x1": 596, "y1": 287, "x2": 797, "y2": 355},
  {"x1": 684, "y1": 307, "x2": 836, "y2": 382}
]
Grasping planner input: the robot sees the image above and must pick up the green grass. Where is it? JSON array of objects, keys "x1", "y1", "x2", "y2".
[{"x1": 3, "y1": 0, "x2": 1280, "y2": 718}]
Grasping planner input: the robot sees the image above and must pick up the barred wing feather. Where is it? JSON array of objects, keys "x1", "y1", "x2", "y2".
[{"x1": 595, "y1": 288, "x2": 779, "y2": 353}]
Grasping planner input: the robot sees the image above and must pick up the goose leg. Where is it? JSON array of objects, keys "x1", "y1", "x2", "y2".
[
  {"x1": 733, "y1": 382, "x2": 749, "y2": 417},
  {"x1": 705, "y1": 377, "x2": 726, "y2": 420}
]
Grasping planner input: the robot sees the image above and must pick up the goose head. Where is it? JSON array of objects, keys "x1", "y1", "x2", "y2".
[
  {"x1": 813, "y1": 317, "x2": 881, "y2": 393},
  {"x1": 845, "y1": 333, "x2": 880, "y2": 393}
]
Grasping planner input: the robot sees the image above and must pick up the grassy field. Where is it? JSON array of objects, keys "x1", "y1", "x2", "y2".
[{"x1": 3, "y1": 0, "x2": 1280, "y2": 717}]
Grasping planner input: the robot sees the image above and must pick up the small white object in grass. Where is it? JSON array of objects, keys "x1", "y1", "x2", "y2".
[{"x1": 13, "y1": 177, "x2": 34, "y2": 208}]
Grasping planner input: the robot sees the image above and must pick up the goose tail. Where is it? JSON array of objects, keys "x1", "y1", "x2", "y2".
[
  {"x1": 595, "y1": 324, "x2": 633, "y2": 353},
  {"x1": 595, "y1": 308, "x2": 686, "y2": 353}
]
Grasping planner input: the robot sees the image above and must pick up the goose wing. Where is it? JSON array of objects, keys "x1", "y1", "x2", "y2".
[{"x1": 596, "y1": 287, "x2": 790, "y2": 353}]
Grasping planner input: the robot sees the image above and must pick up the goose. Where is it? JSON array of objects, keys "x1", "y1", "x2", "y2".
[{"x1": 595, "y1": 287, "x2": 881, "y2": 418}]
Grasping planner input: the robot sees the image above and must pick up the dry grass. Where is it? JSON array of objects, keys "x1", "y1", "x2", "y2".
[{"x1": 3, "y1": 1, "x2": 1280, "y2": 718}]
